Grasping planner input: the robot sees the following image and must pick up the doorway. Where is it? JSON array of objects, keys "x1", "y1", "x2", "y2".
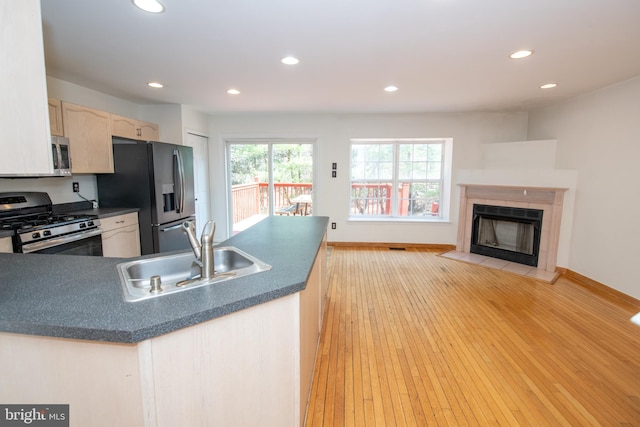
[
  {"x1": 226, "y1": 139, "x2": 314, "y2": 235},
  {"x1": 185, "y1": 132, "x2": 210, "y2": 238}
]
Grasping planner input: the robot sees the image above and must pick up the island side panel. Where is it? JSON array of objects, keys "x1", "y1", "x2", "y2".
[
  {"x1": 0, "y1": 333, "x2": 145, "y2": 426},
  {"x1": 320, "y1": 234, "x2": 329, "y2": 328},
  {"x1": 146, "y1": 293, "x2": 300, "y2": 427},
  {"x1": 299, "y1": 235, "x2": 327, "y2": 425}
]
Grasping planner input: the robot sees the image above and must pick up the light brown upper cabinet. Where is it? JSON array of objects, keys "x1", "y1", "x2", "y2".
[
  {"x1": 62, "y1": 102, "x2": 114, "y2": 173},
  {"x1": 111, "y1": 114, "x2": 159, "y2": 141},
  {"x1": 48, "y1": 98, "x2": 64, "y2": 137}
]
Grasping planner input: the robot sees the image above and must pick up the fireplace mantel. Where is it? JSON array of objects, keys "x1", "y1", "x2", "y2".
[{"x1": 456, "y1": 184, "x2": 568, "y2": 273}]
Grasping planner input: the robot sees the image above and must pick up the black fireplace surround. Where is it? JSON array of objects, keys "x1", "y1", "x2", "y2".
[{"x1": 470, "y1": 204, "x2": 543, "y2": 267}]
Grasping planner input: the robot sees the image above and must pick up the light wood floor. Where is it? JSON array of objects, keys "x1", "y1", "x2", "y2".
[{"x1": 305, "y1": 247, "x2": 640, "y2": 426}]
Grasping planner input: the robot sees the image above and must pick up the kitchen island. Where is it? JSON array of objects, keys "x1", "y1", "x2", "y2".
[{"x1": 0, "y1": 216, "x2": 329, "y2": 427}]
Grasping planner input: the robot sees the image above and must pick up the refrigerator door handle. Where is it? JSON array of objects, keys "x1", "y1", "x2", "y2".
[{"x1": 174, "y1": 149, "x2": 186, "y2": 213}]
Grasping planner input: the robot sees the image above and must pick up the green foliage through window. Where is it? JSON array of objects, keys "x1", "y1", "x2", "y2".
[{"x1": 230, "y1": 144, "x2": 312, "y2": 185}]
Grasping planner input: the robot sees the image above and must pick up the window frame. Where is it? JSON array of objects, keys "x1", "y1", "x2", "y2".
[
  {"x1": 224, "y1": 137, "x2": 317, "y2": 236},
  {"x1": 349, "y1": 138, "x2": 452, "y2": 222}
]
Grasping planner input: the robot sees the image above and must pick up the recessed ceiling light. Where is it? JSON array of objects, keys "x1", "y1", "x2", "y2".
[
  {"x1": 147, "y1": 82, "x2": 163, "y2": 88},
  {"x1": 510, "y1": 50, "x2": 533, "y2": 59},
  {"x1": 281, "y1": 56, "x2": 300, "y2": 65},
  {"x1": 227, "y1": 89, "x2": 240, "y2": 95},
  {"x1": 133, "y1": 0, "x2": 164, "y2": 13},
  {"x1": 384, "y1": 85, "x2": 399, "y2": 93},
  {"x1": 540, "y1": 83, "x2": 557, "y2": 89}
]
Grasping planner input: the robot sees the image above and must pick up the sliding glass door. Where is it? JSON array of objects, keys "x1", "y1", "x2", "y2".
[{"x1": 227, "y1": 140, "x2": 314, "y2": 235}]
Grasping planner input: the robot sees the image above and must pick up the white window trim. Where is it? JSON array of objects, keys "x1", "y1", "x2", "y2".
[
  {"x1": 349, "y1": 137, "x2": 452, "y2": 222},
  {"x1": 224, "y1": 136, "x2": 318, "y2": 236}
]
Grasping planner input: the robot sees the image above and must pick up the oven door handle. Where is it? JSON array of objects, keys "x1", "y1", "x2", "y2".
[{"x1": 20, "y1": 228, "x2": 103, "y2": 254}]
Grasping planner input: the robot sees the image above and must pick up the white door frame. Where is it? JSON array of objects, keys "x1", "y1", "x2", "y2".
[{"x1": 185, "y1": 130, "x2": 211, "y2": 239}]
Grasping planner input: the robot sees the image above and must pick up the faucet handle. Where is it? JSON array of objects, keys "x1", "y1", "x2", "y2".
[
  {"x1": 201, "y1": 220, "x2": 216, "y2": 245},
  {"x1": 182, "y1": 221, "x2": 201, "y2": 259}
]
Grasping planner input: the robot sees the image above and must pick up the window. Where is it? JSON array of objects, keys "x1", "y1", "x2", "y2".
[{"x1": 350, "y1": 138, "x2": 451, "y2": 220}]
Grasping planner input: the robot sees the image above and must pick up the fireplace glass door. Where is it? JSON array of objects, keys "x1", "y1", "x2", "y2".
[
  {"x1": 476, "y1": 217, "x2": 535, "y2": 255},
  {"x1": 470, "y1": 204, "x2": 543, "y2": 266}
]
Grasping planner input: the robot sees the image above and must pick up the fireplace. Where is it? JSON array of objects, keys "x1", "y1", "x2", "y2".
[
  {"x1": 456, "y1": 184, "x2": 568, "y2": 273},
  {"x1": 470, "y1": 204, "x2": 543, "y2": 266}
]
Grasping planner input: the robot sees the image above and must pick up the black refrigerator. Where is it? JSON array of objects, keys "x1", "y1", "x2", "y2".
[{"x1": 97, "y1": 138, "x2": 195, "y2": 255}]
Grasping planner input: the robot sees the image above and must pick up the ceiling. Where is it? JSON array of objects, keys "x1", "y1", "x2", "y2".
[{"x1": 40, "y1": 0, "x2": 640, "y2": 114}]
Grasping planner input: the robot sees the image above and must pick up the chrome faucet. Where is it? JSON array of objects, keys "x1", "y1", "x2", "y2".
[{"x1": 182, "y1": 220, "x2": 216, "y2": 279}]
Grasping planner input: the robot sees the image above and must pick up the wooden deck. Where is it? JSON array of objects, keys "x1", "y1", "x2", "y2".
[{"x1": 305, "y1": 246, "x2": 640, "y2": 426}]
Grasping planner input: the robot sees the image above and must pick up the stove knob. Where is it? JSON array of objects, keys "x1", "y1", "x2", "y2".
[
  {"x1": 43, "y1": 230, "x2": 52, "y2": 237},
  {"x1": 79, "y1": 223, "x2": 86, "y2": 229},
  {"x1": 32, "y1": 232, "x2": 41, "y2": 239},
  {"x1": 87, "y1": 221, "x2": 95, "y2": 227}
]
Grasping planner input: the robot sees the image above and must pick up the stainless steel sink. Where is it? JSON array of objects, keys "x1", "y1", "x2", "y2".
[{"x1": 117, "y1": 246, "x2": 271, "y2": 302}]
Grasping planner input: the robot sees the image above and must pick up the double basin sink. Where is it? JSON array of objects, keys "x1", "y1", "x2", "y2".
[{"x1": 117, "y1": 246, "x2": 271, "y2": 302}]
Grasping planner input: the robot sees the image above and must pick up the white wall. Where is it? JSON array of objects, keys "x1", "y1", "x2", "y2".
[
  {"x1": 208, "y1": 112, "x2": 529, "y2": 242},
  {"x1": 182, "y1": 106, "x2": 210, "y2": 137},
  {"x1": 47, "y1": 77, "x2": 140, "y2": 117},
  {"x1": 528, "y1": 76, "x2": 640, "y2": 300},
  {"x1": 140, "y1": 104, "x2": 183, "y2": 144},
  {"x1": 0, "y1": 175, "x2": 97, "y2": 205}
]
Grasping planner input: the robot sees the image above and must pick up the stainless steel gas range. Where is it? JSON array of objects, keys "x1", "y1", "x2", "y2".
[{"x1": 0, "y1": 192, "x2": 102, "y2": 256}]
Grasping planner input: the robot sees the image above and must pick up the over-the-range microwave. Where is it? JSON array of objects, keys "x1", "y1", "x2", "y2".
[{"x1": 51, "y1": 135, "x2": 72, "y2": 176}]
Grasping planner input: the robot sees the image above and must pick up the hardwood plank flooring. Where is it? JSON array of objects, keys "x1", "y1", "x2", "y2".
[{"x1": 305, "y1": 247, "x2": 640, "y2": 426}]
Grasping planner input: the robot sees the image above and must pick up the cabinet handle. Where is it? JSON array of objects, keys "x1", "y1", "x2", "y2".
[{"x1": 116, "y1": 220, "x2": 125, "y2": 224}]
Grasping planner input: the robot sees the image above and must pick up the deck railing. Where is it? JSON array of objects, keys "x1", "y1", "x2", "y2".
[
  {"x1": 232, "y1": 182, "x2": 313, "y2": 224},
  {"x1": 232, "y1": 181, "x2": 438, "y2": 224}
]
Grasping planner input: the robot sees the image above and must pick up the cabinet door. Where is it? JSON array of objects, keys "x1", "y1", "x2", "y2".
[
  {"x1": 102, "y1": 224, "x2": 141, "y2": 258},
  {"x1": 48, "y1": 98, "x2": 64, "y2": 136},
  {"x1": 0, "y1": 0, "x2": 53, "y2": 176},
  {"x1": 111, "y1": 115, "x2": 159, "y2": 141},
  {"x1": 62, "y1": 102, "x2": 114, "y2": 173},
  {"x1": 110, "y1": 114, "x2": 139, "y2": 140},
  {"x1": 101, "y1": 213, "x2": 141, "y2": 258},
  {"x1": 138, "y1": 121, "x2": 159, "y2": 141},
  {"x1": 0, "y1": 236, "x2": 13, "y2": 253}
]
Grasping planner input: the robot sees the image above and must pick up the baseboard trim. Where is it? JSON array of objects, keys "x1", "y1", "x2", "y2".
[
  {"x1": 327, "y1": 242, "x2": 456, "y2": 252},
  {"x1": 559, "y1": 268, "x2": 640, "y2": 311}
]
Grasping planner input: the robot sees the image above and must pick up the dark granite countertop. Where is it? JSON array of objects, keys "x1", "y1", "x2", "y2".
[
  {"x1": 0, "y1": 216, "x2": 328, "y2": 344},
  {"x1": 69, "y1": 207, "x2": 140, "y2": 219}
]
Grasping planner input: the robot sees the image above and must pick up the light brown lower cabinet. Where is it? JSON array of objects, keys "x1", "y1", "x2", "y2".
[
  {"x1": 0, "y1": 237, "x2": 13, "y2": 253},
  {"x1": 101, "y1": 213, "x2": 141, "y2": 258}
]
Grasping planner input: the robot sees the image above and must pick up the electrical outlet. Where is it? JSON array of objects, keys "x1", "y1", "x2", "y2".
[
  {"x1": 92, "y1": 201, "x2": 99, "y2": 209},
  {"x1": 72, "y1": 182, "x2": 79, "y2": 193},
  {"x1": 331, "y1": 222, "x2": 336, "y2": 229}
]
